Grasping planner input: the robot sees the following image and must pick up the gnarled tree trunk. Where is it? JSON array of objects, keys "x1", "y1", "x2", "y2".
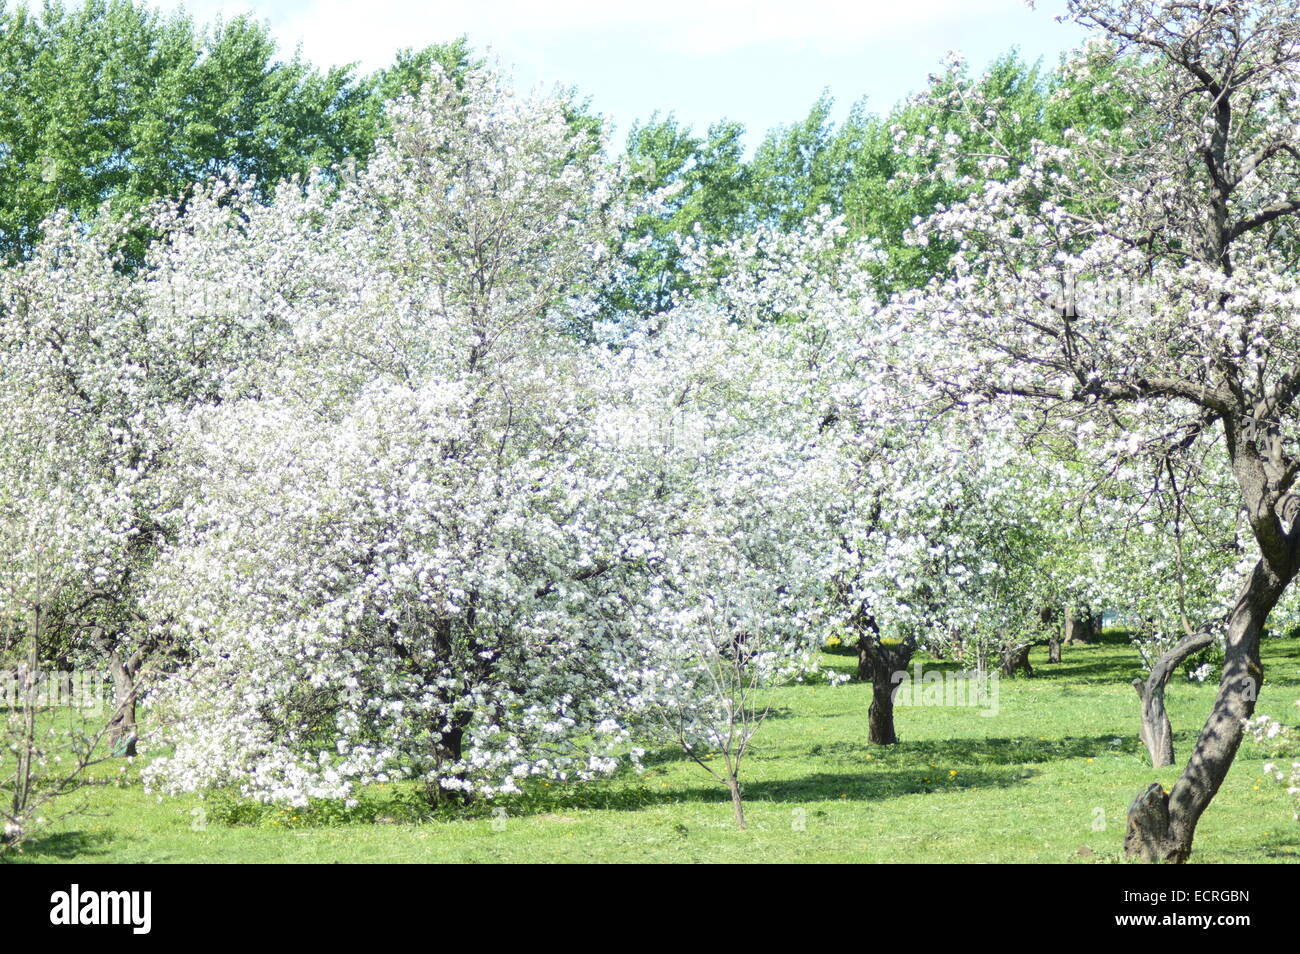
[
  {"x1": 106, "y1": 657, "x2": 139, "y2": 756},
  {"x1": 999, "y1": 642, "x2": 1033, "y2": 677},
  {"x1": 93, "y1": 632, "x2": 148, "y2": 758},
  {"x1": 1131, "y1": 620, "x2": 1221, "y2": 768},
  {"x1": 1063, "y1": 610, "x2": 1095, "y2": 645},
  {"x1": 857, "y1": 635, "x2": 913, "y2": 745},
  {"x1": 1125, "y1": 560, "x2": 1289, "y2": 862}
]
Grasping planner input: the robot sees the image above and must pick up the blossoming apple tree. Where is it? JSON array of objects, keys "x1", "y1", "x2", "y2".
[
  {"x1": 673, "y1": 213, "x2": 1097, "y2": 746},
  {"x1": 139, "y1": 66, "x2": 661, "y2": 804},
  {"x1": 907, "y1": 0, "x2": 1300, "y2": 861},
  {"x1": 600, "y1": 302, "x2": 836, "y2": 828},
  {"x1": 0, "y1": 176, "x2": 317, "y2": 756}
]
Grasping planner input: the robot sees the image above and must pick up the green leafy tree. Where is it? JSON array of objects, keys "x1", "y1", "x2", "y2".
[
  {"x1": 601, "y1": 114, "x2": 750, "y2": 322},
  {"x1": 0, "y1": 0, "x2": 374, "y2": 261},
  {"x1": 747, "y1": 93, "x2": 864, "y2": 232},
  {"x1": 366, "y1": 36, "x2": 478, "y2": 103}
]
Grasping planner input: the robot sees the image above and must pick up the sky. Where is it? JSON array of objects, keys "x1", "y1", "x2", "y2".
[{"x1": 145, "y1": 0, "x2": 1090, "y2": 149}]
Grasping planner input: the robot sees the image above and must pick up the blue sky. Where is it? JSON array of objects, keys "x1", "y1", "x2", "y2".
[{"x1": 148, "y1": 0, "x2": 1089, "y2": 149}]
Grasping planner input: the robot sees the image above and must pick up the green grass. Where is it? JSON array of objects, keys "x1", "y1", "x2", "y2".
[{"x1": 8, "y1": 635, "x2": 1300, "y2": 863}]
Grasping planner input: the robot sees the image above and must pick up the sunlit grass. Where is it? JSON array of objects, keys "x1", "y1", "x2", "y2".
[{"x1": 7, "y1": 634, "x2": 1300, "y2": 863}]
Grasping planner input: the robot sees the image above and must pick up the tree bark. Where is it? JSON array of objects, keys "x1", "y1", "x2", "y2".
[
  {"x1": 88, "y1": 627, "x2": 150, "y2": 758},
  {"x1": 426, "y1": 715, "x2": 474, "y2": 805},
  {"x1": 858, "y1": 636, "x2": 913, "y2": 745},
  {"x1": 1063, "y1": 611, "x2": 1094, "y2": 645},
  {"x1": 12, "y1": 609, "x2": 40, "y2": 823},
  {"x1": 727, "y1": 776, "x2": 747, "y2": 830},
  {"x1": 999, "y1": 642, "x2": 1033, "y2": 677},
  {"x1": 441, "y1": 723, "x2": 465, "y2": 763},
  {"x1": 54, "y1": 650, "x2": 73, "y2": 704},
  {"x1": 1125, "y1": 561, "x2": 1287, "y2": 862},
  {"x1": 1131, "y1": 620, "x2": 1220, "y2": 768},
  {"x1": 1040, "y1": 606, "x2": 1061, "y2": 663},
  {"x1": 868, "y1": 666, "x2": 899, "y2": 745},
  {"x1": 1124, "y1": 783, "x2": 1175, "y2": 861},
  {"x1": 103, "y1": 647, "x2": 141, "y2": 757}
]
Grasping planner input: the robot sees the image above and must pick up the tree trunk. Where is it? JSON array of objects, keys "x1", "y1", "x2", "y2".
[
  {"x1": 105, "y1": 652, "x2": 139, "y2": 757},
  {"x1": 1132, "y1": 681, "x2": 1174, "y2": 770},
  {"x1": 90, "y1": 628, "x2": 149, "y2": 759},
  {"x1": 427, "y1": 716, "x2": 473, "y2": 805},
  {"x1": 1047, "y1": 636, "x2": 1062, "y2": 664},
  {"x1": 1125, "y1": 561, "x2": 1286, "y2": 862},
  {"x1": 54, "y1": 651, "x2": 73, "y2": 704},
  {"x1": 726, "y1": 776, "x2": 747, "y2": 830},
  {"x1": 12, "y1": 611, "x2": 40, "y2": 824},
  {"x1": 868, "y1": 667, "x2": 898, "y2": 745},
  {"x1": 1124, "y1": 783, "x2": 1175, "y2": 861},
  {"x1": 1064, "y1": 611, "x2": 1094, "y2": 645},
  {"x1": 999, "y1": 642, "x2": 1033, "y2": 677},
  {"x1": 441, "y1": 723, "x2": 465, "y2": 763},
  {"x1": 1131, "y1": 621, "x2": 1220, "y2": 768},
  {"x1": 858, "y1": 636, "x2": 912, "y2": 745}
]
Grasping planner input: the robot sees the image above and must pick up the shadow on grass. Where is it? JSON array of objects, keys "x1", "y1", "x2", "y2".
[
  {"x1": 1040, "y1": 632, "x2": 1299, "y2": 688},
  {"x1": 829, "y1": 641, "x2": 1147, "y2": 687},
  {"x1": 1033, "y1": 655, "x2": 1140, "y2": 685},
  {"x1": 733, "y1": 766, "x2": 1027, "y2": 803},
  {"x1": 511, "y1": 739, "x2": 1044, "y2": 815},
  {"x1": 218, "y1": 734, "x2": 1043, "y2": 829},
  {"x1": 799, "y1": 733, "x2": 1145, "y2": 766},
  {"x1": 1211, "y1": 829, "x2": 1300, "y2": 862},
  {"x1": 1, "y1": 829, "x2": 112, "y2": 863},
  {"x1": 1260, "y1": 834, "x2": 1300, "y2": 860},
  {"x1": 1261, "y1": 636, "x2": 1300, "y2": 687},
  {"x1": 491, "y1": 766, "x2": 1012, "y2": 815}
]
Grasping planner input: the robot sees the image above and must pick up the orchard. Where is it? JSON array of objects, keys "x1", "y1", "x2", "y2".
[{"x1": 2, "y1": 0, "x2": 1299, "y2": 866}]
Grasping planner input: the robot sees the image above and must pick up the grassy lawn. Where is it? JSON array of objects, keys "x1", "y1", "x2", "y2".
[{"x1": 8, "y1": 634, "x2": 1300, "y2": 864}]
